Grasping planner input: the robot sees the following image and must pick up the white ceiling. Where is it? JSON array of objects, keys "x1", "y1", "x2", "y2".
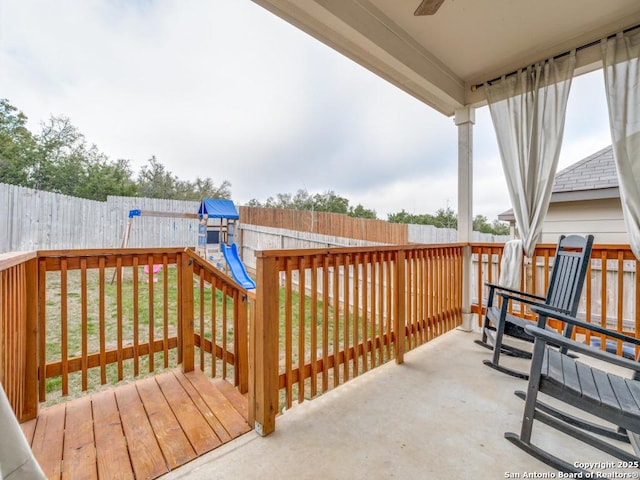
[{"x1": 251, "y1": 0, "x2": 640, "y2": 115}]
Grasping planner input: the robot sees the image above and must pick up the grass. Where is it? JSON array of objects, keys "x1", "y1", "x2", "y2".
[
  {"x1": 41, "y1": 260, "x2": 398, "y2": 414},
  {"x1": 275, "y1": 275, "x2": 396, "y2": 411},
  {"x1": 42, "y1": 263, "x2": 238, "y2": 405}
]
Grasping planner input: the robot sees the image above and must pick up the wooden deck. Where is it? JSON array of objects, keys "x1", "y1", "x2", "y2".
[{"x1": 20, "y1": 369, "x2": 251, "y2": 480}]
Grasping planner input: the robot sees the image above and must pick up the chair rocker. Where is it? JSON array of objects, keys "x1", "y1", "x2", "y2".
[
  {"x1": 506, "y1": 307, "x2": 640, "y2": 474},
  {"x1": 476, "y1": 234, "x2": 594, "y2": 379}
]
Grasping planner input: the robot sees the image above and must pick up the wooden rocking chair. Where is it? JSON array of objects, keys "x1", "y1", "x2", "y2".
[
  {"x1": 476, "y1": 234, "x2": 594, "y2": 379},
  {"x1": 506, "y1": 306, "x2": 640, "y2": 474}
]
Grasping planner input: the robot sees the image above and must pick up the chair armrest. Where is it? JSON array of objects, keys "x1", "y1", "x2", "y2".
[
  {"x1": 524, "y1": 324, "x2": 640, "y2": 372},
  {"x1": 497, "y1": 292, "x2": 557, "y2": 309},
  {"x1": 531, "y1": 305, "x2": 640, "y2": 347},
  {"x1": 484, "y1": 282, "x2": 546, "y2": 302}
]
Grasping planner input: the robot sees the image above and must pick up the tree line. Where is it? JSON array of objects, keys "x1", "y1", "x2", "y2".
[
  {"x1": 249, "y1": 193, "x2": 509, "y2": 235},
  {"x1": 387, "y1": 207, "x2": 509, "y2": 235},
  {"x1": 247, "y1": 189, "x2": 378, "y2": 219},
  {"x1": 0, "y1": 99, "x2": 230, "y2": 201},
  {"x1": 1, "y1": 99, "x2": 508, "y2": 235}
]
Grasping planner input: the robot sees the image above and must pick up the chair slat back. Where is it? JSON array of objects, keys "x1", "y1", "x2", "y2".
[{"x1": 544, "y1": 234, "x2": 594, "y2": 315}]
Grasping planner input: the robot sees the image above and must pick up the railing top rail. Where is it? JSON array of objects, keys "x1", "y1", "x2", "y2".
[
  {"x1": 184, "y1": 248, "x2": 249, "y2": 295},
  {"x1": 470, "y1": 242, "x2": 634, "y2": 255},
  {"x1": 256, "y1": 242, "x2": 467, "y2": 259},
  {"x1": 36, "y1": 247, "x2": 187, "y2": 258},
  {"x1": 0, "y1": 251, "x2": 37, "y2": 271}
]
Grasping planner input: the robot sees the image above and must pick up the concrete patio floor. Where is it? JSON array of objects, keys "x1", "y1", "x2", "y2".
[{"x1": 163, "y1": 328, "x2": 632, "y2": 480}]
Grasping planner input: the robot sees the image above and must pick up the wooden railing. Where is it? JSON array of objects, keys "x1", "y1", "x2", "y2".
[
  {"x1": 0, "y1": 247, "x2": 249, "y2": 421},
  {"x1": 36, "y1": 248, "x2": 189, "y2": 403},
  {"x1": 4, "y1": 241, "x2": 639, "y2": 430},
  {"x1": 0, "y1": 252, "x2": 38, "y2": 421},
  {"x1": 187, "y1": 249, "x2": 249, "y2": 394},
  {"x1": 471, "y1": 243, "x2": 640, "y2": 358},
  {"x1": 250, "y1": 244, "x2": 464, "y2": 435}
]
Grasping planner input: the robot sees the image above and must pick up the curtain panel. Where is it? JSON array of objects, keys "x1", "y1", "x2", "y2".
[
  {"x1": 602, "y1": 29, "x2": 640, "y2": 260},
  {"x1": 485, "y1": 52, "x2": 576, "y2": 258}
]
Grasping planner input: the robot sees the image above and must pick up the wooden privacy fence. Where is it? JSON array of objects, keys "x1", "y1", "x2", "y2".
[
  {"x1": 0, "y1": 183, "x2": 201, "y2": 252},
  {"x1": 249, "y1": 243, "x2": 464, "y2": 435},
  {"x1": 471, "y1": 243, "x2": 640, "y2": 358},
  {"x1": 0, "y1": 247, "x2": 249, "y2": 422},
  {"x1": 1, "y1": 182, "x2": 507, "y2": 254},
  {"x1": 239, "y1": 206, "x2": 409, "y2": 244}
]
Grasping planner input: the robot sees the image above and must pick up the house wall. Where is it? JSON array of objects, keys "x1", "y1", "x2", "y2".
[{"x1": 541, "y1": 198, "x2": 628, "y2": 244}]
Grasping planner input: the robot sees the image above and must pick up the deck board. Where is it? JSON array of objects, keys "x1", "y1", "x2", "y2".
[
  {"x1": 185, "y1": 370, "x2": 252, "y2": 438},
  {"x1": 20, "y1": 417, "x2": 37, "y2": 445},
  {"x1": 62, "y1": 395, "x2": 97, "y2": 480},
  {"x1": 135, "y1": 376, "x2": 196, "y2": 470},
  {"x1": 31, "y1": 402, "x2": 66, "y2": 480},
  {"x1": 174, "y1": 370, "x2": 233, "y2": 443},
  {"x1": 24, "y1": 369, "x2": 250, "y2": 480},
  {"x1": 212, "y1": 377, "x2": 249, "y2": 421},
  {"x1": 115, "y1": 382, "x2": 168, "y2": 479},
  {"x1": 156, "y1": 371, "x2": 222, "y2": 455},
  {"x1": 92, "y1": 389, "x2": 134, "y2": 480}
]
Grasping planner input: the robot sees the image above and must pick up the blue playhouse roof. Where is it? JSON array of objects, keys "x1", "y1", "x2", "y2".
[{"x1": 198, "y1": 199, "x2": 239, "y2": 219}]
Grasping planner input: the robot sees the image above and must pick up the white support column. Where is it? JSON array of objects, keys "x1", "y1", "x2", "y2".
[{"x1": 455, "y1": 106, "x2": 475, "y2": 332}]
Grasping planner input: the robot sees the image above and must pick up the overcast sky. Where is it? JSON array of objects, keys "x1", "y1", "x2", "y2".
[{"x1": 0, "y1": 0, "x2": 612, "y2": 220}]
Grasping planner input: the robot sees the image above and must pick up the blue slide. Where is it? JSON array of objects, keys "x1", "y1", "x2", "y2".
[{"x1": 221, "y1": 243, "x2": 256, "y2": 290}]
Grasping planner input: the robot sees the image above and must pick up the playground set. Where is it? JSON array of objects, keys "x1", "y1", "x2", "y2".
[
  {"x1": 196, "y1": 199, "x2": 255, "y2": 289},
  {"x1": 121, "y1": 198, "x2": 255, "y2": 290}
]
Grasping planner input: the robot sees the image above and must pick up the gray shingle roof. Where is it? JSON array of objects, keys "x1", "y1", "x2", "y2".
[
  {"x1": 498, "y1": 146, "x2": 619, "y2": 221},
  {"x1": 553, "y1": 145, "x2": 618, "y2": 192}
]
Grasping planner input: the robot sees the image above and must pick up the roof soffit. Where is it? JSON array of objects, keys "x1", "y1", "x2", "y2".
[{"x1": 251, "y1": 0, "x2": 640, "y2": 115}]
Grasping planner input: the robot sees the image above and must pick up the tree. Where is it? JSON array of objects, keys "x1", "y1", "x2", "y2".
[
  {"x1": 191, "y1": 177, "x2": 232, "y2": 200},
  {"x1": 246, "y1": 188, "x2": 377, "y2": 219},
  {"x1": 473, "y1": 214, "x2": 492, "y2": 233},
  {"x1": 387, "y1": 209, "x2": 436, "y2": 225},
  {"x1": 311, "y1": 190, "x2": 349, "y2": 214},
  {"x1": 137, "y1": 156, "x2": 178, "y2": 198},
  {"x1": 0, "y1": 99, "x2": 37, "y2": 186},
  {"x1": 136, "y1": 156, "x2": 232, "y2": 201},
  {"x1": 433, "y1": 207, "x2": 457, "y2": 229},
  {"x1": 491, "y1": 219, "x2": 510, "y2": 236},
  {"x1": 73, "y1": 158, "x2": 138, "y2": 201},
  {"x1": 246, "y1": 198, "x2": 262, "y2": 207},
  {"x1": 387, "y1": 209, "x2": 414, "y2": 224},
  {"x1": 349, "y1": 204, "x2": 377, "y2": 219},
  {"x1": 389, "y1": 207, "x2": 507, "y2": 235}
]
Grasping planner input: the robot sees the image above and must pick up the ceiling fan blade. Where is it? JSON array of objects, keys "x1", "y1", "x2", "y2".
[{"x1": 414, "y1": 0, "x2": 445, "y2": 16}]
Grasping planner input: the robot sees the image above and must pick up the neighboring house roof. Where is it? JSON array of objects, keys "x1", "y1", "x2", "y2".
[
  {"x1": 498, "y1": 145, "x2": 620, "y2": 222},
  {"x1": 553, "y1": 145, "x2": 618, "y2": 196}
]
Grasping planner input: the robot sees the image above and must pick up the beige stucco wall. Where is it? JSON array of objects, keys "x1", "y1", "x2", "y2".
[{"x1": 540, "y1": 197, "x2": 628, "y2": 244}]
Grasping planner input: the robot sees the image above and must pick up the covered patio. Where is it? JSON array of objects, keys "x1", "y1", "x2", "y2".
[
  {"x1": 247, "y1": 0, "x2": 640, "y2": 337},
  {"x1": 3, "y1": 1, "x2": 640, "y2": 479},
  {"x1": 164, "y1": 329, "x2": 629, "y2": 479}
]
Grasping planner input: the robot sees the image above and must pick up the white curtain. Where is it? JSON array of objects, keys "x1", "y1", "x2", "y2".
[
  {"x1": 0, "y1": 386, "x2": 45, "y2": 479},
  {"x1": 485, "y1": 52, "x2": 576, "y2": 257},
  {"x1": 602, "y1": 29, "x2": 640, "y2": 260}
]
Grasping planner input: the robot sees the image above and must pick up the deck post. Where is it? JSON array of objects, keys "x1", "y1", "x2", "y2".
[
  {"x1": 180, "y1": 252, "x2": 195, "y2": 373},
  {"x1": 455, "y1": 106, "x2": 475, "y2": 332},
  {"x1": 394, "y1": 249, "x2": 406, "y2": 364},
  {"x1": 22, "y1": 257, "x2": 39, "y2": 421},
  {"x1": 249, "y1": 253, "x2": 279, "y2": 436},
  {"x1": 235, "y1": 291, "x2": 249, "y2": 394}
]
